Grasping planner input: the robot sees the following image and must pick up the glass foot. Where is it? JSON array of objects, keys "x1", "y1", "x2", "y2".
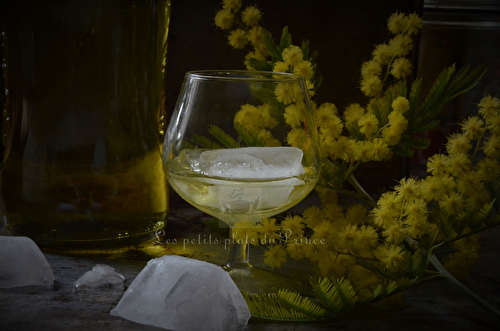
[{"x1": 223, "y1": 264, "x2": 299, "y2": 293}]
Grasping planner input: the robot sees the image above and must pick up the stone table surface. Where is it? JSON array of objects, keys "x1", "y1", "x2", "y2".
[{"x1": 1, "y1": 193, "x2": 499, "y2": 331}]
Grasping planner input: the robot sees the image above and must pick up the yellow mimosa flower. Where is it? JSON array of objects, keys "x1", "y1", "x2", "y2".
[
  {"x1": 222, "y1": 0, "x2": 242, "y2": 12},
  {"x1": 390, "y1": 57, "x2": 413, "y2": 80},
  {"x1": 461, "y1": 116, "x2": 485, "y2": 140},
  {"x1": 405, "y1": 13, "x2": 423, "y2": 35},
  {"x1": 282, "y1": 45, "x2": 303, "y2": 66},
  {"x1": 388, "y1": 33, "x2": 413, "y2": 57},
  {"x1": 241, "y1": 6, "x2": 262, "y2": 26},
  {"x1": 387, "y1": 12, "x2": 407, "y2": 34},
  {"x1": 214, "y1": 9, "x2": 234, "y2": 30},
  {"x1": 293, "y1": 61, "x2": 314, "y2": 81},
  {"x1": 263, "y1": 245, "x2": 288, "y2": 269},
  {"x1": 228, "y1": 28, "x2": 248, "y2": 49}
]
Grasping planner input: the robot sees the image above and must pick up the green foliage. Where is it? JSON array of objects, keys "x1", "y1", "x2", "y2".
[
  {"x1": 483, "y1": 177, "x2": 500, "y2": 214},
  {"x1": 300, "y1": 40, "x2": 310, "y2": 59},
  {"x1": 319, "y1": 160, "x2": 347, "y2": 190},
  {"x1": 277, "y1": 288, "x2": 327, "y2": 319},
  {"x1": 279, "y1": 26, "x2": 292, "y2": 53},
  {"x1": 391, "y1": 143, "x2": 415, "y2": 158},
  {"x1": 248, "y1": 58, "x2": 273, "y2": 71},
  {"x1": 189, "y1": 132, "x2": 224, "y2": 149},
  {"x1": 345, "y1": 122, "x2": 364, "y2": 140},
  {"x1": 208, "y1": 125, "x2": 240, "y2": 148},
  {"x1": 393, "y1": 134, "x2": 431, "y2": 158},
  {"x1": 432, "y1": 205, "x2": 455, "y2": 240},
  {"x1": 407, "y1": 250, "x2": 427, "y2": 279},
  {"x1": 399, "y1": 134, "x2": 431, "y2": 150},
  {"x1": 234, "y1": 122, "x2": 268, "y2": 147},
  {"x1": 362, "y1": 281, "x2": 399, "y2": 305},
  {"x1": 312, "y1": 277, "x2": 358, "y2": 313},
  {"x1": 242, "y1": 276, "x2": 411, "y2": 321},
  {"x1": 389, "y1": 64, "x2": 487, "y2": 158},
  {"x1": 444, "y1": 65, "x2": 489, "y2": 103},
  {"x1": 262, "y1": 31, "x2": 282, "y2": 62},
  {"x1": 469, "y1": 201, "x2": 495, "y2": 231},
  {"x1": 242, "y1": 291, "x2": 320, "y2": 321},
  {"x1": 407, "y1": 64, "x2": 488, "y2": 134},
  {"x1": 408, "y1": 78, "x2": 422, "y2": 121},
  {"x1": 187, "y1": 125, "x2": 242, "y2": 151}
]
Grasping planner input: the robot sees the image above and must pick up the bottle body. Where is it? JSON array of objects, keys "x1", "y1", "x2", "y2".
[{"x1": 1, "y1": 0, "x2": 171, "y2": 250}]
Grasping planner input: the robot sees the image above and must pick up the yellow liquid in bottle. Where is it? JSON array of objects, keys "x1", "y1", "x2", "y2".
[{"x1": 1, "y1": 0, "x2": 171, "y2": 251}]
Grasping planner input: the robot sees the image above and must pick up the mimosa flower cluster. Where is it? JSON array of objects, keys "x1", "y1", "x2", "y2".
[
  {"x1": 214, "y1": 0, "x2": 499, "y2": 320},
  {"x1": 215, "y1": 2, "x2": 424, "y2": 165},
  {"x1": 214, "y1": 0, "x2": 318, "y2": 98}
]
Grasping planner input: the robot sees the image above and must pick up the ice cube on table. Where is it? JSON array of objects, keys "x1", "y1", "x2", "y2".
[
  {"x1": 199, "y1": 146, "x2": 305, "y2": 179},
  {"x1": 0, "y1": 236, "x2": 54, "y2": 289},
  {"x1": 110, "y1": 255, "x2": 250, "y2": 331},
  {"x1": 74, "y1": 264, "x2": 125, "y2": 290}
]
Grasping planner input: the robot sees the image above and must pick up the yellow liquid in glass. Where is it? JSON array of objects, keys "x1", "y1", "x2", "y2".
[{"x1": 165, "y1": 153, "x2": 317, "y2": 226}]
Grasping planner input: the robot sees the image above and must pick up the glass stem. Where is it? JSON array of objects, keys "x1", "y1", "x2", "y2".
[{"x1": 225, "y1": 231, "x2": 251, "y2": 269}]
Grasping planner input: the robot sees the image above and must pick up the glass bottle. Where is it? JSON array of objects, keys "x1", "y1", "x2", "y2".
[{"x1": 0, "y1": 0, "x2": 171, "y2": 251}]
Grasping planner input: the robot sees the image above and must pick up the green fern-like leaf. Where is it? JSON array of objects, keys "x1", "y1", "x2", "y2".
[
  {"x1": 369, "y1": 98, "x2": 386, "y2": 126},
  {"x1": 453, "y1": 209, "x2": 474, "y2": 236},
  {"x1": 386, "y1": 280, "x2": 399, "y2": 295},
  {"x1": 279, "y1": 26, "x2": 292, "y2": 53},
  {"x1": 451, "y1": 196, "x2": 496, "y2": 233},
  {"x1": 334, "y1": 277, "x2": 359, "y2": 309},
  {"x1": 180, "y1": 140, "x2": 197, "y2": 150},
  {"x1": 309, "y1": 50, "x2": 319, "y2": 65},
  {"x1": 242, "y1": 291, "x2": 319, "y2": 322},
  {"x1": 320, "y1": 159, "x2": 347, "y2": 190},
  {"x1": 391, "y1": 142, "x2": 415, "y2": 158},
  {"x1": 418, "y1": 65, "x2": 487, "y2": 124},
  {"x1": 314, "y1": 72, "x2": 323, "y2": 90},
  {"x1": 248, "y1": 58, "x2": 274, "y2": 71},
  {"x1": 485, "y1": 213, "x2": 500, "y2": 227},
  {"x1": 408, "y1": 78, "x2": 422, "y2": 122},
  {"x1": 208, "y1": 125, "x2": 240, "y2": 148},
  {"x1": 418, "y1": 65, "x2": 456, "y2": 122},
  {"x1": 406, "y1": 119, "x2": 440, "y2": 134},
  {"x1": 383, "y1": 92, "x2": 395, "y2": 123},
  {"x1": 301, "y1": 40, "x2": 310, "y2": 59},
  {"x1": 277, "y1": 289, "x2": 327, "y2": 319},
  {"x1": 262, "y1": 31, "x2": 281, "y2": 62},
  {"x1": 366, "y1": 285, "x2": 384, "y2": 304},
  {"x1": 395, "y1": 80, "x2": 408, "y2": 98},
  {"x1": 482, "y1": 177, "x2": 500, "y2": 212},
  {"x1": 345, "y1": 122, "x2": 365, "y2": 140},
  {"x1": 407, "y1": 249, "x2": 427, "y2": 279},
  {"x1": 469, "y1": 200, "x2": 496, "y2": 230},
  {"x1": 398, "y1": 134, "x2": 431, "y2": 150},
  {"x1": 432, "y1": 205, "x2": 455, "y2": 239},
  {"x1": 275, "y1": 280, "x2": 316, "y2": 298},
  {"x1": 190, "y1": 133, "x2": 223, "y2": 149},
  {"x1": 311, "y1": 277, "x2": 343, "y2": 313},
  {"x1": 362, "y1": 281, "x2": 399, "y2": 304},
  {"x1": 407, "y1": 65, "x2": 486, "y2": 136},
  {"x1": 311, "y1": 277, "x2": 358, "y2": 313},
  {"x1": 355, "y1": 258, "x2": 389, "y2": 278},
  {"x1": 234, "y1": 122, "x2": 268, "y2": 147},
  {"x1": 443, "y1": 64, "x2": 488, "y2": 104}
]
